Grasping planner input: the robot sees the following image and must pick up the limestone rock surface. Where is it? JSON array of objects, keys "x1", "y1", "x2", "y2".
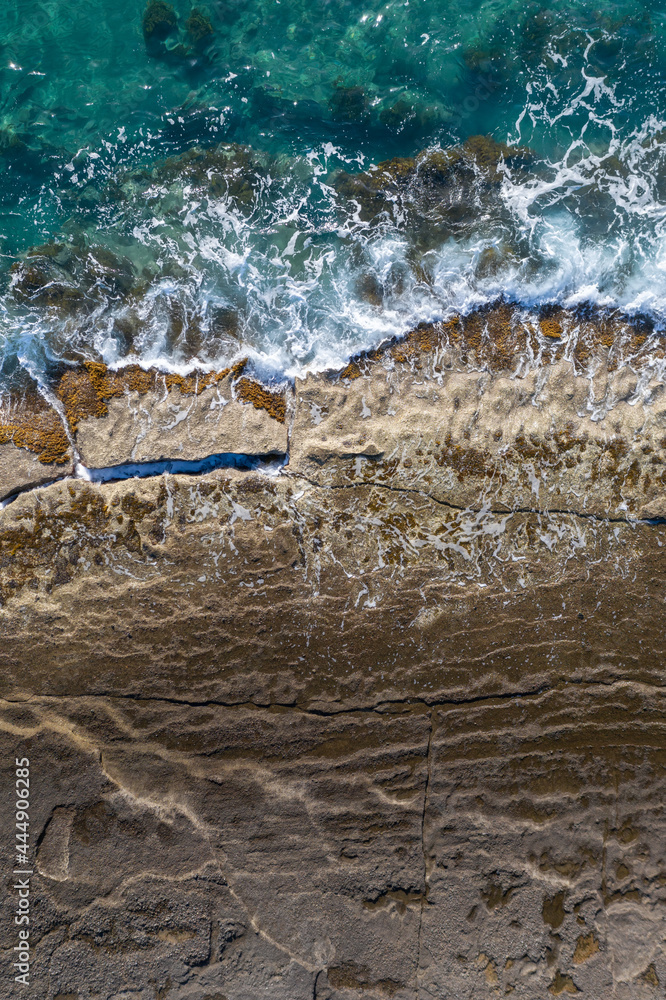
[
  {"x1": 1, "y1": 306, "x2": 666, "y2": 999},
  {"x1": 0, "y1": 375, "x2": 73, "y2": 501},
  {"x1": 55, "y1": 362, "x2": 289, "y2": 467},
  {"x1": 290, "y1": 306, "x2": 666, "y2": 518}
]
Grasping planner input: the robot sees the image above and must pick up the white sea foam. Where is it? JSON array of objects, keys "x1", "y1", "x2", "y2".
[{"x1": 5, "y1": 33, "x2": 666, "y2": 382}]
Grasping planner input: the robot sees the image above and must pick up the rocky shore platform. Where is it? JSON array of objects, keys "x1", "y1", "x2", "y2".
[{"x1": 2, "y1": 304, "x2": 666, "y2": 998}]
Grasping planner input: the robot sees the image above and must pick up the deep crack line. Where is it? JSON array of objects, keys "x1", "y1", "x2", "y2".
[
  {"x1": 2, "y1": 676, "x2": 663, "y2": 717},
  {"x1": 285, "y1": 471, "x2": 666, "y2": 527},
  {"x1": 0, "y1": 451, "x2": 287, "y2": 506},
  {"x1": 2, "y1": 450, "x2": 665, "y2": 529},
  {"x1": 78, "y1": 452, "x2": 287, "y2": 484}
]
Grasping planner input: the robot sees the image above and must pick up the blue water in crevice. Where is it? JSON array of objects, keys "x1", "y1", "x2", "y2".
[
  {"x1": 0, "y1": 451, "x2": 286, "y2": 505},
  {"x1": 79, "y1": 452, "x2": 286, "y2": 483},
  {"x1": 0, "y1": 0, "x2": 665, "y2": 385}
]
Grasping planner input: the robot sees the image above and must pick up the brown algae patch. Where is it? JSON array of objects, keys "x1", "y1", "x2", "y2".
[
  {"x1": 573, "y1": 933, "x2": 599, "y2": 965},
  {"x1": 336, "y1": 301, "x2": 658, "y2": 379},
  {"x1": 235, "y1": 377, "x2": 287, "y2": 423},
  {"x1": 0, "y1": 387, "x2": 70, "y2": 465},
  {"x1": 55, "y1": 360, "x2": 287, "y2": 432},
  {"x1": 0, "y1": 481, "x2": 166, "y2": 605}
]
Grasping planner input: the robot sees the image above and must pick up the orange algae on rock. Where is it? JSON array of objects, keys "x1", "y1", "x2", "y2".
[
  {"x1": 332, "y1": 302, "x2": 660, "y2": 382},
  {"x1": 538, "y1": 309, "x2": 565, "y2": 339},
  {"x1": 56, "y1": 361, "x2": 233, "y2": 432},
  {"x1": 235, "y1": 377, "x2": 286, "y2": 422},
  {"x1": 0, "y1": 392, "x2": 70, "y2": 465},
  {"x1": 55, "y1": 358, "x2": 286, "y2": 433},
  {"x1": 339, "y1": 361, "x2": 362, "y2": 380},
  {"x1": 548, "y1": 971, "x2": 579, "y2": 996}
]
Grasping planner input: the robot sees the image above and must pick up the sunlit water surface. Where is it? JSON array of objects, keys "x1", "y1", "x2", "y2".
[{"x1": 0, "y1": 0, "x2": 664, "y2": 383}]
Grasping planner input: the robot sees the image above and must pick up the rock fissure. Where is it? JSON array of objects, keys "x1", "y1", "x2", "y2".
[
  {"x1": 2, "y1": 457, "x2": 664, "y2": 532},
  {"x1": 0, "y1": 451, "x2": 287, "y2": 507},
  {"x1": 3, "y1": 677, "x2": 658, "y2": 717},
  {"x1": 0, "y1": 471, "x2": 70, "y2": 508},
  {"x1": 80, "y1": 452, "x2": 287, "y2": 484},
  {"x1": 285, "y1": 471, "x2": 664, "y2": 527}
]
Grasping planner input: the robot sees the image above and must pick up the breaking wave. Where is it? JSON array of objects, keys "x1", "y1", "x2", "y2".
[{"x1": 0, "y1": 0, "x2": 665, "y2": 383}]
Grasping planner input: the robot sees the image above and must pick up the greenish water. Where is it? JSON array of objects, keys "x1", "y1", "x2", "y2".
[{"x1": 0, "y1": 0, "x2": 665, "y2": 380}]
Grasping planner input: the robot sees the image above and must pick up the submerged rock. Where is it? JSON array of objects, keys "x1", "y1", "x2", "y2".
[
  {"x1": 377, "y1": 91, "x2": 450, "y2": 133},
  {"x1": 142, "y1": 0, "x2": 178, "y2": 42},
  {"x1": 121, "y1": 141, "x2": 276, "y2": 208},
  {"x1": 328, "y1": 83, "x2": 370, "y2": 123},
  {"x1": 333, "y1": 136, "x2": 532, "y2": 225},
  {"x1": 10, "y1": 241, "x2": 136, "y2": 313},
  {"x1": 185, "y1": 6, "x2": 215, "y2": 49}
]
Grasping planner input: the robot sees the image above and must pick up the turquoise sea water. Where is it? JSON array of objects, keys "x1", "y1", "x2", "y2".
[{"x1": 0, "y1": 0, "x2": 665, "y2": 381}]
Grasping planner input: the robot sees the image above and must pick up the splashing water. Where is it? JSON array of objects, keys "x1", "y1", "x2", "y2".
[{"x1": 0, "y1": 0, "x2": 665, "y2": 382}]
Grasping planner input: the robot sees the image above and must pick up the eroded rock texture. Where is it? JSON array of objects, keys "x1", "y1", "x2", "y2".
[
  {"x1": 1, "y1": 305, "x2": 666, "y2": 998},
  {"x1": 0, "y1": 372, "x2": 73, "y2": 501},
  {"x1": 291, "y1": 305, "x2": 666, "y2": 518},
  {"x1": 56, "y1": 361, "x2": 289, "y2": 467}
]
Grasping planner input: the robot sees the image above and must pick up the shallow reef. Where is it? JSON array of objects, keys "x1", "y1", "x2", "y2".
[{"x1": 333, "y1": 136, "x2": 533, "y2": 224}]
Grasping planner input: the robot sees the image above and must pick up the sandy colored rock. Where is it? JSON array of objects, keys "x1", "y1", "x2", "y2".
[
  {"x1": 0, "y1": 375, "x2": 73, "y2": 501},
  {"x1": 290, "y1": 306, "x2": 666, "y2": 518},
  {"x1": 56, "y1": 361, "x2": 289, "y2": 467}
]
